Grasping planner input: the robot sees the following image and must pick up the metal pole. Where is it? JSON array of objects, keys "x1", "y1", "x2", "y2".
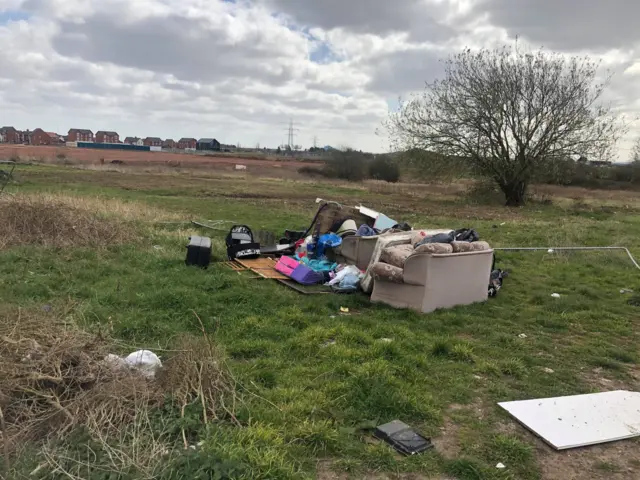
[{"x1": 494, "y1": 246, "x2": 640, "y2": 271}]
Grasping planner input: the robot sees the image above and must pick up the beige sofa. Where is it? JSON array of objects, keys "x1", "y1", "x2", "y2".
[
  {"x1": 370, "y1": 248, "x2": 493, "y2": 314},
  {"x1": 338, "y1": 229, "x2": 453, "y2": 271}
]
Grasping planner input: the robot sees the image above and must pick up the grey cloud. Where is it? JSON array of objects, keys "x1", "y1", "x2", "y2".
[
  {"x1": 52, "y1": 14, "x2": 296, "y2": 84},
  {"x1": 263, "y1": 0, "x2": 453, "y2": 41},
  {"x1": 364, "y1": 48, "x2": 444, "y2": 95},
  {"x1": 472, "y1": 0, "x2": 640, "y2": 50}
]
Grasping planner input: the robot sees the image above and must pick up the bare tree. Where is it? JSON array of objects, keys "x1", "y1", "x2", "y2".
[
  {"x1": 631, "y1": 136, "x2": 640, "y2": 163},
  {"x1": 387, "y1": 45, "x2": 624, "y2": 206}
]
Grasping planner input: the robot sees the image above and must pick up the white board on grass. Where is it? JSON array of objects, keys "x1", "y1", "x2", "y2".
[{"x1": 498, "y1": 390, "x2": 640, "y2": 450}]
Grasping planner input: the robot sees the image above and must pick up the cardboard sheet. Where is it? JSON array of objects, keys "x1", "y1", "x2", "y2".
[{"x1": 499, "y1": 390, "x2": 640, "y2": 450}]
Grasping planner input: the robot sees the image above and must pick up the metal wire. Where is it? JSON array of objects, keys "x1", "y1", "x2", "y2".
[{"x1": 494, "y1": 247, "x2": 640, "y2": 271}]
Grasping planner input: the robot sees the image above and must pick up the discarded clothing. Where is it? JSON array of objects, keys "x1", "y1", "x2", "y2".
[
  {"x1": 339, "y1": 273, "x2": 361, "y2": 290},
  {"x1": 454, "y1": 228, "x2": 479, "y2": 242},
  {"x1": 301, "y1": 257, "x2": 338, "y2": 272},
  {"x1": 415, "y1": 231, "x2": 455, "y2": 247},
  {"x1": 392, "y1": 222, "x2": 412, "y2": 232},
  {"x1": 489, "y1": 269, "x2": 508, "y2": 297},
  {"x1": 327, "y1": 265, "x2": 361, "y2": 286},
  {"x1": 357, "y1": 224, "x2": 378, "y2": 237}
]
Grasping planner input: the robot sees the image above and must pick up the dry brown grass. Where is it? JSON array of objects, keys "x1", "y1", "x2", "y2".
[
  {"x1": 0, "y1": 306, "x2": 237, "y2": 478},
  {"x1": 0, "y1": 306, "x2": 163, "y2": 458},
  {"x1": 0, "y1": 194, "x2": 134, "y2": 249},
  {"x1": 0, "y1": 193, "x2": 184, "y2": 250}
]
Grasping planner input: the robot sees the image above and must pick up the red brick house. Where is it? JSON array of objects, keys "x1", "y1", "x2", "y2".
[
  {"x1": 0, "y1": 126, "x2": 21, "y2": 144},
  {"x1": 143, "y1": 137, "x2": 162, "y2": 147},
  {"x1": 163, "y1": 139, "x2": 177, "y2": 149},
  {"x1": 178, "y1": 138, "x2": 197, "y2": 149},
  {"x1": 95, "y1": 131, "x2": 119, "y2": 143},
  {"x1": 21, "y1": 130, "x2": 33, "y2": 144},
  {"x1": 31, "y1": 128, "x2": 60, "y2": 146},
  {"x1": 68, "y1": 128, "x2": 94, "y2": 142}
]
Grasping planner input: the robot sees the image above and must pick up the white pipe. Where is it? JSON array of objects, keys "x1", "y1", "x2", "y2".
[{"x1": 494, "y1": 247, "x2": 640, "y2": 271}]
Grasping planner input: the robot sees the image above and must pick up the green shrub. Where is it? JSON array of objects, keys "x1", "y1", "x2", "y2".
[
  {"x1": 369, "y1": 155, "x2": 400, "y2": 182},
  {"x1": 297, "y1": 165, "x2": 326, "y2": 177},
  {"x1": 322, "y1": 149, "x2": 369, "y2": 181}
]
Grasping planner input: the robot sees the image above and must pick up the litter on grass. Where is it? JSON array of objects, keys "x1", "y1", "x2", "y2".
[
  {"x1": 499, "y1": 390, "x2": 640, "y2": 450},
  {"x1": 206, "y1": 199, "x2": 504, "y2": 309},
  {"x1": 374, "y1": 420, "x2": 433, "y2": 455},
  {"x1": 551, "y1": 293, "x2": 561, "y2": 298}
]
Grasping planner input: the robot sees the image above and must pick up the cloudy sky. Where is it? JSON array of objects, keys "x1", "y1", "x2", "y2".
[{"x1": 0, "y1": 0, "x2": 639, "y2": 156}]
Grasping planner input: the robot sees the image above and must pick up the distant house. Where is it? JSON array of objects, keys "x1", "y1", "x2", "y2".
[
  {"x1": 20, "y1": 130, "x2": 32, "y2": 145},
  {"x1": 178, "y1": 138, "x2": 197, "y2": 150},
  {"x1": 163, "y1": 139, "x2": 177, "y2": 149},
  {"x1": 143, "y1": 137, "x2": 163, "y2": 147},
  {"x1": 31, "y1": 128, "x2": 61, "y2": 146},
  {"x1": 68, "y1": 128, "x2": 94, "y2": 143},
  {"x1": 95, "y1": 131, "x2": 119, "y2": 144},
  {"x1": 0, "y1": 126, "x2": 20, "y2": 144},
  {"x1": 124, "y1": 136, "x2": 144, "y2": 146},
  {"x1": 196, "y1": 138, "x2": 221, "y2": 151}
]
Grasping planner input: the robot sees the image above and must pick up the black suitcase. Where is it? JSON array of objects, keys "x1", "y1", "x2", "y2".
[{"x1": 185, "y1": 236, "x2": 212, "y2": 268}]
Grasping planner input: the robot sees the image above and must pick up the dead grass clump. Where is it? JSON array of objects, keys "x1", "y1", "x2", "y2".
[
  {"x1": 159, "y1": 320, "x2": 239, "y2": 450},
  {"x1": 0, "y1": 194, "x2": 135, "y2": 249},
  {"x1": 0, "y1": 307, "x2": 163, "y2": 458},
  {"x1": 0, "y1": 307, "x2": 237, "y2": 477}
]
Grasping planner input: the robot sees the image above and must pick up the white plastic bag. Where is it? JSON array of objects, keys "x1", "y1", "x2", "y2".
[
  {"x1": 124, "y1": 350, "x2": 162, "y2": 379},
  {"x1": 327, "y1": 265, "x2": 362, "y2": 286}
]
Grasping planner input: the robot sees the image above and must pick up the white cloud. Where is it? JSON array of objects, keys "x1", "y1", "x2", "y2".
[{"x1": 0, "y1": 0, "x2": 638, "y2": 156}]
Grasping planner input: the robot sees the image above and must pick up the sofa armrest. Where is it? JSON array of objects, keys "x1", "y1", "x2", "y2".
[{"x1": 403, "y1": 249, "x2": 494, "y2": 286}]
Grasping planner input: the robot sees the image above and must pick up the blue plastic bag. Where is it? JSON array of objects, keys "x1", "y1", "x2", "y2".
[{"x1": 315, "y1": 233, "x2": 342, "y2": 258}]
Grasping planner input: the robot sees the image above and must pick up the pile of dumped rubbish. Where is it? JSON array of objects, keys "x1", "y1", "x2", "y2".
[{"x1": 187, "y1": 200, "x2": 505, "y2": 313}]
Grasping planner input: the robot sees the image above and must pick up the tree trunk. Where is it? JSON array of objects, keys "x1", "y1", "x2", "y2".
[{"x1": 501, "y1": 181, "x2": 528, "y2": 207}]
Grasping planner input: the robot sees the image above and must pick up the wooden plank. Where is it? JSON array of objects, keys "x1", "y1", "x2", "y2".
[
  {"x1": 219, "y1": 261, "x2": 248, "y2": 271},
  {"x1": 236, "y1": 258, "x2": 289, "y2": 280}
]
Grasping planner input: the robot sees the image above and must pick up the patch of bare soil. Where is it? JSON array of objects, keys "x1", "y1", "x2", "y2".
[
  {"x1": 581, "y1": 366, "x2": 640, "y2": 392},
  {"x1": 433, "y1": 400, "x2": 487, "y2": 461},
  {"x1": 536, "y1": 438, "x2": 640, "y2": 480},
  {"x1": 498, "y1": 412, "x2": 640, "y2": 480},
  {"x1": 315, "y1": 461, "x2": 443, "y2": 480}
]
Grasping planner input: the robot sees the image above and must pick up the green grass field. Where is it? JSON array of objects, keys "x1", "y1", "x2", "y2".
[{"x1": 2, "y1": 164, "x2": 640, "y2": 479}]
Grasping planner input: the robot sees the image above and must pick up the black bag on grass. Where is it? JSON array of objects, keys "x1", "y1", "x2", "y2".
[{"x1": 226, "y1": 225, "x2": 261, "y2": 260}]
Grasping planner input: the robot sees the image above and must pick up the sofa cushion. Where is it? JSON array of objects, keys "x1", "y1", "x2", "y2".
[
  {"x1": 372, "y1": 262, "x2": 404, "y2": 283},
  {"x1": 411, "y1": 231, "x2": 429, "y2": 246},
  {"x1": 451, "y1": 241, "x2": 475, "y2": 253},
  {"x1": 414, "y1": 243, "x2": 453, "y2": 255},
  {"x1": 380, "y1": 244, "x2": 414, "y2": 268},
  {"x1": 451, "y1": 241, "x2": 491, "y2": 253},
  {"x1": 471, "y1": 241, "x2": 491, "y2": 251}
]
